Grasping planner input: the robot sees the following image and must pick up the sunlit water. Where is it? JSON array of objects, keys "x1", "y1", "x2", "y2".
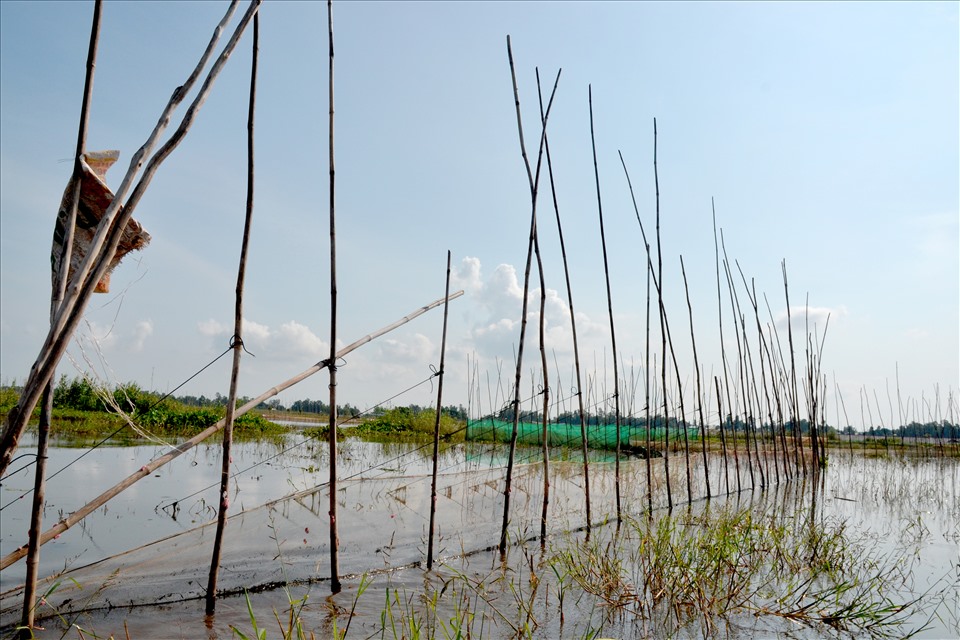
[{"x1": 1, "y1": 434, "x2": 957, "y2": 639}]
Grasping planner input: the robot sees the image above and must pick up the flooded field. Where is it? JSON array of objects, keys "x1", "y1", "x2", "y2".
[{"x1": 1, "y1": 433, "x2": 957, "y2": 638}]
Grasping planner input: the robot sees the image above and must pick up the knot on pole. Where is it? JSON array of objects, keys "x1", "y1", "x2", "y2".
[{"x1": 229, "y1": 334, "x2": 254, "y2": 356}]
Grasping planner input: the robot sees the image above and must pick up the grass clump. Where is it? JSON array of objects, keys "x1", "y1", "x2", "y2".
[{"x1": 550, "y1": 499, "x2": 925, "y2": 637}]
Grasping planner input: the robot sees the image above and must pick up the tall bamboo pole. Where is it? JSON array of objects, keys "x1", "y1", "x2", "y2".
[
  {"x1": 538, "y1": 80, "x2": 591, "y2": 531},
  {"x1": 534, "y1": 226, "x2": 551, "y2": 543},
  {"x1": 324, "y1": 0, "x2": 342, "y2": 595},
  {"x1": 721, "y1": 253, "x2": 756, "y2": 489},
  {"x1": 616, "y1": 152, "x2": 655, "y2": 515},
  {"x1": 589, "y1": 86, "x2": 623, "y2": 519},
  {"x1": 427, "y1": 251, "x2": 452, "y2": 570},
  {"x1": 20, "y1": 5, "x2": 102, "y2": 634},
  {"x1": 782, "y1": 261, "x2": 805, "y2": 475},
  {"x1": 205, "y1": 11, "x2": 258, "y2": 613},
  {"x1": 498, "y1": 37, "x2": 558, "y2": 557},
  {"x1": 652, "y1": 119, "x2": 673, "y2": 510},
  {"x1": 739, "y1": 270, "x2": 780, "y2": 486},
  {"x1": 680, "y1": 256, "x2": 710, "y2": 500},
  {"x1": 713, "y1": 206, "x2": 741, "y2": 492},
  {"x1": 530, "y1": 73, "x2": 551, "y2": 539}
]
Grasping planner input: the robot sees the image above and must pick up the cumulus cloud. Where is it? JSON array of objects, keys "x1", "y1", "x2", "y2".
[
  {"x1": 453, "y1": 256, "x2": 610, "y2": 374},
  {"x1": 275, "y1": 321, "x2": 326, "y2": 359},
  {"x1": 198, "y1": 318, "x2": 227, "y2": 336},
  {"x1": 774, "y1": 305, "x2": 845, "y2": 335},
  {"x1": 131, "y1": 320, "x2": 153, "y2": 352},
  {"x1": 197, "y1": 317, "x2": 328, "y2": 361}
]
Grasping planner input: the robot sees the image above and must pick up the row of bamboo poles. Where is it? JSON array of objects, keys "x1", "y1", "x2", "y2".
[{"x1": 490, "y1": 39, "x2": 833, "y2": 555}]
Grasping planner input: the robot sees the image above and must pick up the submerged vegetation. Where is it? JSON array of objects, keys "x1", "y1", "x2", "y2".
[{"x1": 221, "y1": 473, "x2": 953, "y2": 640}]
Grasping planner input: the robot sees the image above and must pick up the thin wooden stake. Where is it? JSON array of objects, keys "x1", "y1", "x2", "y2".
[
  {"x1": 427, "y1": 251, "x2": 453, "y2": 570},
  {"x1": 206, "y1": 10, "x2": 258, "y2": 613},
  {"x1": 21, "y1": 3, "x2": 102, "y2": 635},
  {"x1": 616, "y1": 150, "x2": 655, "y2": 514},
  {"x1": 538, "y1": 77, "x2": 591, "y2": 532},
  {"x1": 325, "y1": 0, "x2": 342, "y2": 595},
  {"x1": 534, "y1": 224, "x2": 550, "y2": 543},
  {"x1": 652, "y1": 118, "x2": 672, "y2": 510},
  {"x1": 680, "y1": 256, "x2": 710, "y2": 500},
  {"x1": 589, "y1": 86, "x2": 623, "y2": 520},
  {"x1": 498, "y1": 36, "x2": 559, "y2": 558}
]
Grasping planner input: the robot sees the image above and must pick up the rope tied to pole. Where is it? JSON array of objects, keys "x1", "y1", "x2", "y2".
[{"x1": 229, "y1": 334, "x2": 254, "y2": 357}]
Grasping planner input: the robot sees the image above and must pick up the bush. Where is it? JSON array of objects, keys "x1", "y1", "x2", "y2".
[
  {"x1": 53, "y1": 375, "x2": 106, "y2": 412},
  {"x1": 356, "y1": 407, "x2": 464, "y2": 441}
]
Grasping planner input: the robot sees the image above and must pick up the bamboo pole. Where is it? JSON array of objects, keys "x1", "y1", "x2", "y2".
[
  {"x1": 763, "y1": 294, "x2": 793, "y2": 480},
  {"x1": 782, "y1": 261, "x2": 806, "y2": 475},
  {"x1": 680, "y1": 256, "x2": 710, "y2": 500},
  {"x1": 427, "y1": 251, "x2": 452, "y2": 570},
  {"x1": 651, "y1": 119, "x2": 673, "y2": 510},
  {"x1": 20, "y1": 5, "x2": 102, "y2": 634},
  {"x1": 713, "y1": 207, "x2": 741, "y2": 492},
  {"x1": 324, "y1": 0, "x2": 342, "y2": 595},
  {"x1": 538, "y1": 78, "x2": 591, "y2": 532},
  {"x1": 589, "y1": 86, "x2": 623, "y2": 519},
  {"x1": 739, "y1": 270, "x2": 781, "y2": 486},
  {"x1": 534, "y1": 223, "x2": 551, "y2": 543},
  {"x1": 0, "y1": 291, "x2": 461, "y2": 570},
  {"x1": 721, "y1": 251, "x2": 756, "y2": 489},
  {"x1": 205, "y1": 11, "x2": 258, "y2": 613},
  {"x1": 498, "y1": 37, "x2": 558, "y2": 557},
  {"x1": 617, "y1": 151, "x2": 656, "y2": 515},
  {"x1": 0, "y1": 0, "x2": 259, "y2": 479}
]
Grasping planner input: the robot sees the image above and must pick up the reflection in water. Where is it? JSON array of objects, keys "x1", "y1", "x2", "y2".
[{"x1": 0, "y1": 436, "x2": 957, "y2": 638}]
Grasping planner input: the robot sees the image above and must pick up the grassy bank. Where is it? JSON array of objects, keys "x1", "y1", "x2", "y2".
[{"x1": 0, "y1": 378, "x2": 284, "y2": 442}]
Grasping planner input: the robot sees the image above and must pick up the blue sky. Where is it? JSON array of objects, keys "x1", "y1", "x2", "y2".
[{"x1": 1, "y1": 1, "x2": 957, "y2": 429}]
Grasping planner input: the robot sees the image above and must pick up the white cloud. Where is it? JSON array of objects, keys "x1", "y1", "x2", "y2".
[
  {"x1": 131, "y1": 319, "x2": 153, "y2": 352},
  {"x1": 242, "y1": 319, "x2": 272, "y2": 345},
  {"x1": 275, "y1": 321, "x2": 327, "y2": 359},
  {"x1": 198, "y1": 318, "x2": 227, "y2": 336},
  {"x1": 198, "y1": 317, "x2": 329, "y2": 362},
  {"x1": 775, "y1": 305, "x2": 845, "y2": 336}
]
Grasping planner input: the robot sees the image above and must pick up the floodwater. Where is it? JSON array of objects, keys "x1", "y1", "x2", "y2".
[{"x1": 1, "y1": 432, "x2": 957, "y2": 639}]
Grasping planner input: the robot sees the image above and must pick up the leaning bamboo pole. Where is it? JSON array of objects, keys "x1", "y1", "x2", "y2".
[
  {"x1": 498, "y1": 37, "x2": 558, "y2": 557},
  {"x1": 427, "y1": 251, "x2": 453, "y2": 570},
  {"x1": 0, "y1": 291, "x2": 462, "y2": 570},
  {"x1": 20, "y1": 6, "x2": 102, "y2": 634},
  {"x1": 763, "y1": 294, "x2": 794, "y2": 481},
  {"x1": 721, "y1": 252, "x2": 756, "y2": 489},
  {"x1": 680, "y1": 256, "x2": 711, "y2": 499},
  {"x1": 739, "y1": 270, "x2": 781, "y2": 486},
  {"x1": 713, "y1": 209, "x2": 741, "y2": 493},
  {"x1": 617, "y1": 151, "x2": 660, "y2": 515},
  {"x1": 205, "y1": 11, "x2": 258, "y2": 613},
  {"x1": 0, "y1": 0, "x2": 261, "y2": 479},
  {"x1": 538, "y1": 78, "x2": 591, "y2": 531}
]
